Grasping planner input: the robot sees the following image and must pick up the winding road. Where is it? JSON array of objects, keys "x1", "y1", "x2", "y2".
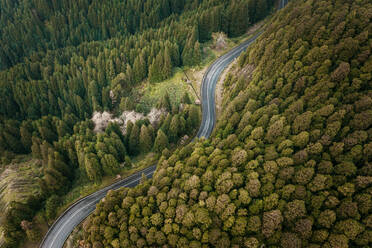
[
  {"x1": 197, "y1": 32, "x2": 261, "y2": 138},
  {"x1": 40, "y1": 31, "x2": 262, "y2": 248},
  {"x1": 40, "y1": 2, "x2": 289, "y2": 246}
]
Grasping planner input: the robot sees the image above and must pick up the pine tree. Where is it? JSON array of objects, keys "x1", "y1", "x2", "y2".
[
  {"x1": 187, "y1": 105, "x2": 200, "y2": 131},
  {"x1": 102, "y1": 86, "x2": 112, "y2": 110},
  {"x1": 20, "y1": 120, "x2": 33, "y2": 152},
  {"x1": 84, "y1": 153, "x2": 102, "y2": 182},
  {"x1": 154, "y1": 129, "x2": 169, "y2": 153},
  {"x1": 125, "y1": 121, "x2": 134, "y2": 147},
  {"x1": 129, "y1": 123, "x2": 140, "y2": 155},
  {"x1": 2, "y1": 121, "x2": 25, "y2": 153},
  {"x1": 179, "y1": 115, "x2": 186, "y2": 137},
  {"x1": 228, "y1": 1, "x2": 250, "y2": 37},
  {"x1": 162, "y1": 47, "x2": 172, "y2": 79},
  {"x1": 88, "y1": 80, "x2": 101, "y2": 110},
  {"x1": 170, "y1": 43, "x2": 180, "y2": 67},
  {"x1": 169, "y1": 115, "x2": 180, "y2": 142},
  {"x1": 149, "y1": 54, "x2": 163, "y2": 82},
  {"x1": 133, "y1": 54, "x2": 147, "y2": 83},
  {"x1": 198, "y1": 12, "x2": 211, "y2": 42},
  {"x1": 125, "y1": 64, "x2": 134, "y2": 86},
  {"x1": 139, "y1": 125, "x2": 152, "y2": 153},
  {"x1": 248, "y1": 0, "x2": 257, "y2": 22},
  {"x1": 45, "y1": 195, "x2": 60, "y2": 222},
  {"x1": 101, "y1": 154, "x2": 120, "y2": 176},
  {"x1": 140, "y1": 172, "x2": 147, "y2": 184},
  {"x1": 157, "y1": 92, "x2": 172, "y2": 111},
  {"x1": 43, "y1": 168, "x2": 68, "y2": 194},
  {"x1": 31, "y1": 136, "x2": 42, "y2": 159},
  {"x1": 148, "y1": 124, "x2": 155, "y2": 141},
  {"x1": 182, "y1": 41, "x2": 193, "y2": 66},
  {"x1": 56, "y1": 120, "x2": 71, "y2": 138},
  {"x1": 193, "y1": 41, "x2": 202, "y2": 65},
  {"x1": 161, "y1": 113, "x2": 172, "y2": 133}
]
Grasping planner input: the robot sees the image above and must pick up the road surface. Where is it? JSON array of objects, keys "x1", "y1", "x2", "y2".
[
  {"x1": 40, "y1": 2, "x2": 288, "y2": 247},
  {"x1": 40, "y1": 31, "x2": 262, "y2": 248},
  {"x1": 197, "y1": 32, "x2": 261, "y2": 138}
]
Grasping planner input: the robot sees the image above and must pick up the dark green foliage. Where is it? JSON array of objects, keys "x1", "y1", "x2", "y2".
[
  {"x1": 154, "y1": 129, "x2": 169, "y2": 153},
  {"x1": 2, "y1": 198, "x2": 41, "y2": 247},
  {"x1": 0, "y1": 0, "x2": 273, "y2": 121},
  {"x1": 139, "y1": 125, "x2": 153, "y2": 153},
  {"x1": 45, "y1": 195, "x2": 60, "y2": 222},
  {"x1": 157, "y1": 92, "x2": 172, "y2": 112},
  {"x1": 129, "y1": 123, "x2": 140, "y2": 155},
  {"x1": 82, "y1": 1, "x2": 372, "y2": 247}
]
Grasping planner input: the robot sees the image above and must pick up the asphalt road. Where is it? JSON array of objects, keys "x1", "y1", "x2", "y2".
[
  {"x1": 40, "y1": 32, "x2": 262, "y2": 248},
  {"x1": 196, "y1": 32, "x2": 261, "y2": 138},
  {"x1": 40, "y1": 2, "x2": 289, "y2": 245}
]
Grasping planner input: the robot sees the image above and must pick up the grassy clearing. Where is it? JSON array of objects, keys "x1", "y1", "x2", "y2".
[
  {"x1": 57, "y1": 26, "x2": 264, "y2": 225},
  {"x1": 132, "y1": 29, "x2": 254, "y2": 115},
  {"x1": 135, "y1": 68, "x2": 192, "y2": 113},
  {"x1": 37, "y1": 25, "x2": 266, "y2": 248}
]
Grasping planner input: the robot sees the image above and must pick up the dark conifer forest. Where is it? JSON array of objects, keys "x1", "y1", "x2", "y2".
[
  {"x1": 81, "y1": 0, "x2": 372, "y2": 247},
  {"x1": 0, "y1": 0, "x2": 276, "y2": 247},
  {"x1": 1, "y1": 0, "x2": 371, "y2": 247}
]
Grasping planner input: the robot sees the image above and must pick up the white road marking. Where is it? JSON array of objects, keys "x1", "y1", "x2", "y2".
[
  {"x1": 47, "y1": 170, "x2": 154, "y2": 248},
  {"x1": 42, "y1": 32, "x2": 264, "y2": 248}
]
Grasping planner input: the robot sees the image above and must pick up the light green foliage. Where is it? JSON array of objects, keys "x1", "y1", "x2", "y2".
[
  {"x1": 81, "y1": 1, "x2": 372, "y2": 248},
  {"x1": 292, "y1": 131, "x2": 309, "y2": 148}
]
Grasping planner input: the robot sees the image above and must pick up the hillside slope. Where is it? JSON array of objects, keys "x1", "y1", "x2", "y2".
[
  {"x1": 82, "y1": 0, "x2": 372, "y2": 247},
  {"x1": 0, "y1": 1, "x2": 278, "y2": 247}
]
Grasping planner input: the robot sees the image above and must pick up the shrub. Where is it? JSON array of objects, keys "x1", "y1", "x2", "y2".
[
  {"x1": 262, "y1": 210, "x2": 283, "y2": 237},
  {"x1": 292, "y1": 131, "x2": 310, "y2": 148},
  {"x1": 292, "y1": 111, "x2": 313, "y2": 134},
  {"x1": 318, "y1": 210, "x2": 336, "y2": 229},
  {"x1": 284, "y1": 200, "x2": 306, "y2": 222}
]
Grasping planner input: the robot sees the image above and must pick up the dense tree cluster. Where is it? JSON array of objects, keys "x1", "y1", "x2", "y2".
[
  {"x1": 0, "y1": 0, "x2": 274, "y2": 246},
  {"x1": 0, "y1": 0, "x2": 274, "y2": 120},
  {"x1": 0, "y1": 0, "x2": 274, "y2": 71},
  {"x1": 83, "y1": 0, "x2": 372, "y2": 247},
  {"x1": 0, "y1": 0, "x2": 192, "y2": 70},
  {"x1": 0, "y1": 93, "x2": 200, "y2": 247}
]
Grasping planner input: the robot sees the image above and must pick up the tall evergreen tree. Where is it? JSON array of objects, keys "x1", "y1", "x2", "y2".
[
  {"x1": 133, "y1": 54, "x2": 147, "y2": 83},
  {"x1": 162, "y1": 47, "x2": 172, "y2": 79},
  {"x1": 154, "y1": 129, "x2": 169, "y2": 153},
  {"x1": 157, "y1": 92, "x2": 172, "y2": 111},
  {"x1": 193, "y1": 41, "x2": 202, "y2": 65},
  {"x1": 139, "y1": 125, "x2": 153, "y2": 153},
  {"x1": 101, "y1": 154, "x2": 120, "y2": 176},
  {"x1": 129, "y1": 123, "x2": 140, "y2": 155},
  {"x1": 20, "y1": 120, "x2": 33, "y2": 152},
  {"x1": 84, "y1": 153, "x2": 102, "y2": 182},
  {"x1": 149, "y1": 57, "x2": 162, "y2": 82},
  {"x1": 169, "y1": 115, "x2": 180, "y2": 142}
]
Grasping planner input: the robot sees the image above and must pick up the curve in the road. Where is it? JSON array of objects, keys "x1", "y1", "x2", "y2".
[
  {"x1": 197, "y1": 32, "x2": 261, "y2": 138},
  {"x1": 40, "y1": 2, "x2": 289, "y2": 244},
  {"x1": 40, "y1": 32, "x2": 262, "y2": 248}
]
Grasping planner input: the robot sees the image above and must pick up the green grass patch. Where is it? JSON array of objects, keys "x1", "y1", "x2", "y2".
[{"x1": 134, "y1": 68, "x2": 192, "y2": 113}]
